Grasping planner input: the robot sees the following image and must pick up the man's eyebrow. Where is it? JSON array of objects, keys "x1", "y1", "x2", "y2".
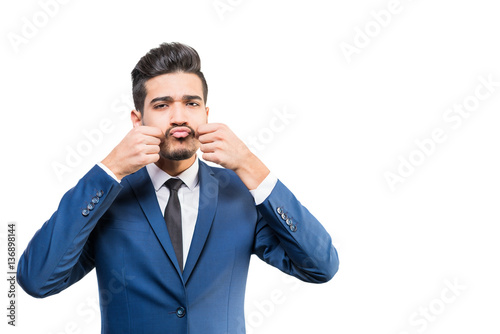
[
  {"x1": 182, "y1": 95, "x2": 203, "y2": 101},
  {"x1": 149, "y1": 95, "x2": 203, "y2": 105},
  {"x1": 150, "y1": 96, "x2": 174, "y2": 105}
]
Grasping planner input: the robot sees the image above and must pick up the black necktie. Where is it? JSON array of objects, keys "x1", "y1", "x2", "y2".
[{"x1": 164, "y1": 178, "x2": 184, "y2": 272}]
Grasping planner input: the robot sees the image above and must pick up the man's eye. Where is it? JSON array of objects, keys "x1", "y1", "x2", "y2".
[
  {"x1": 154, "y1": 104, "x2": 168, "y2": 109},
  {"x1": 187, "y1": 102, "x2": 199, "y2": 107}
]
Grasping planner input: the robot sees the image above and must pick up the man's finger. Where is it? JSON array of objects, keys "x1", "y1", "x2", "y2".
[
  {"x1": 142, "y1": 135, "x2": 162, "y2": 146},
  {"x1": 199, "y1": 142, "x2": 217, "y2": 153},
  {"x1": 138, "y1": 125, "x2": 165, "y2": 139},
  {"x1": 197, "y1": 123, "x2": 222, "y2": 136},
  {"x1": 201, "y1": 152, "x2": 219, "y2": 164},
  {"x1": 144, "y1": 144, "x2": 161, "y2": 155},
  {"x1": 144, "y1": 153, "x2": 160, "y2": 165},
  {"x1": 198, "y1": 132, "x2": 216, "y2": 144}
]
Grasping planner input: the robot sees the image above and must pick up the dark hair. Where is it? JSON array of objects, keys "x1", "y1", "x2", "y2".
[{"x1": 131, "y1": 42, "x2": 208, "y2": 114}]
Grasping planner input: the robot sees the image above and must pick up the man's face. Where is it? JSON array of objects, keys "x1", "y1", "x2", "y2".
[{"x1": 139, "y1": 72, "x2": 208, "y2": 161}]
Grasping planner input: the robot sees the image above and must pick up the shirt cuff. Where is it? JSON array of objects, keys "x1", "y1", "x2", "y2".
[
  {"x1": 97, "y1": 162, "x2": 121, "y2": 183},
  {"x1": 249, "y1": 173, "x2": 278, "y2": 205}
]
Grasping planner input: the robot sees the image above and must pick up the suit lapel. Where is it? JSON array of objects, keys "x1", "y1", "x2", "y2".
[
  {"x1": 183, "y1": 161, "x2": 218, "y2": 283},
  {"x1": 125, "y1": 168, "x2": 184, "y2": 277}
]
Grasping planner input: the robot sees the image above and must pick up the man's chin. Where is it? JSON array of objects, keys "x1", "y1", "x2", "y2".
[
  {"x1": 160, "y1": 149, "x2": 196, "y2": 161},
  {"x1": 160, "y1": 137, "x2": 199, "y2": 161}
]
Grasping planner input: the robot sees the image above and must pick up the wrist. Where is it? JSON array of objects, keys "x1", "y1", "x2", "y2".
[
  {"x1": 233, "y1": 153, "x2": 270, "y2": 190},
  {"x1": 101, "y1": 158, "x2": 126, "y2": 181}
]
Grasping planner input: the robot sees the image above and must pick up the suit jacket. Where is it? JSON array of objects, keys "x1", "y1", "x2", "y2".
[{"x1": 18, "y1": 160, "x2": 339, "y2": 333}]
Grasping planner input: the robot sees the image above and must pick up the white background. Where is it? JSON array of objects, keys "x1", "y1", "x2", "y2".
[{"x1": 1, "y1": 0, "x2": 500, "y2": 333}]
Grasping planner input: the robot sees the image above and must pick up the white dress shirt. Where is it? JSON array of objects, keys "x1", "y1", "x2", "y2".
[
  {"x1": 97, "y1": 159, "x2": 277, "y2": 266},
  {"x1": 146, "y1": 160, "x2": 200, "y2": 267}
]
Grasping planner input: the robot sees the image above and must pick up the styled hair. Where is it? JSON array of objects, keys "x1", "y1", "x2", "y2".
[{"x1": 131, "y1": 42, "x2": 208, "y2": 114}]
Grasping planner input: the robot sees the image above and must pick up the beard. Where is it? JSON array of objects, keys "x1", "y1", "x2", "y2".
[{"x1": 159, "y1": 125, "x2": 199, "y2": 161}]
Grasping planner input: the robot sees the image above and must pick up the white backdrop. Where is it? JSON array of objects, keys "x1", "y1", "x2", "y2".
[{"x1": 2, "y1": 0, "x2": 500, "y2": 333}]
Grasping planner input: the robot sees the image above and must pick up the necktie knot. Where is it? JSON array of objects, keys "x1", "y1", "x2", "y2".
[{"x1": 165, "y1": 178, "x2": 184, "y2": 192}]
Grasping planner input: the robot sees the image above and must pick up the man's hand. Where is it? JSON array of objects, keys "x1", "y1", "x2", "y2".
[
  {"x1": 101, "y1": 126, "x2": 164, "y2": 180},
  {"x1": 198, "y1": 123, "x2": 269, "y2": 190}
]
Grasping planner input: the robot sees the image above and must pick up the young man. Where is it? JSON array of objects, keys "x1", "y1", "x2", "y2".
[{"x1": 18, "y1": 42, "x2": 339, "y2": 334}]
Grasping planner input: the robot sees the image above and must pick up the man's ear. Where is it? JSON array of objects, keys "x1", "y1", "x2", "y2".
[
  {"x1": 131, "y1": 110, "x2": 142, "y2": 127},
  {"x1": 205, "y1": 106, "x2": 209, "y2": 117}
]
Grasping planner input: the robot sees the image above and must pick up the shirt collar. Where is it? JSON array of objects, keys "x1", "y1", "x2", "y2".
[{"x1": 146, "y1": 158, "x2": 199, "y2": 192}]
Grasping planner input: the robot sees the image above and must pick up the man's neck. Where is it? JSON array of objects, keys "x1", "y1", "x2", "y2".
[{"x1": 155, "y1": 155, "x2": 196, "y2": 176}]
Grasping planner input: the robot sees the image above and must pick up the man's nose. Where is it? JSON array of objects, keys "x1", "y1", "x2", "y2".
[{"x1": 169, "y1": 103, "x2": 187, "y2": 126}]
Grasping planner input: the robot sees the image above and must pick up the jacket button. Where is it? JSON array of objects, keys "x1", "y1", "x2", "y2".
[
  {"x1": 82, "y1": 209, "x2": 90, "y2": 217},
  {"x1": 91, "y1": 197, "x2": 99, "y2": 205},
  {"x1": 96, "y1": 190, "x2": 104, "y2": 198},
  {"x1": 277, "y1": 207, "x2": 283, "y2": 215},
  {"x1": 176, "y1": 307, "x2": 186, "y2": 318},
  {"x1": 286, "y1": 218, "x2": 292, "y2": 226},
  {"x1": 290, "y1": 225, "x2": 297, "y2": 232},
  {"x1": 87, "y1": 202, "x2": 95, "y2": 211}
]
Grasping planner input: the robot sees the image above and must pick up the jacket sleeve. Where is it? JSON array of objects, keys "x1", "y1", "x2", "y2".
[
  {"x1": 253, "y1": 180, "x2": 339, "y2": 283},
  {"x1": 17, "y1": 165, "x2": 123, "y2": 298}
]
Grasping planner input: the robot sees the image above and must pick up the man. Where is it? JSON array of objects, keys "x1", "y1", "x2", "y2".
[{"x1": 18, "y1": 42, "x2": 339, "y2": 333}]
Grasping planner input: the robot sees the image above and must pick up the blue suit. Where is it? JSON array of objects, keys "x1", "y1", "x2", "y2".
[{"x1": 18, "y1": 160, "x2": 339, "y2": 333}]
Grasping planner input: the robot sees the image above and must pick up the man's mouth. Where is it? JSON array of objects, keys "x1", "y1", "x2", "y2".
[{"x1": 169, "y1": 126, "x2": 192, "y2": 139}]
